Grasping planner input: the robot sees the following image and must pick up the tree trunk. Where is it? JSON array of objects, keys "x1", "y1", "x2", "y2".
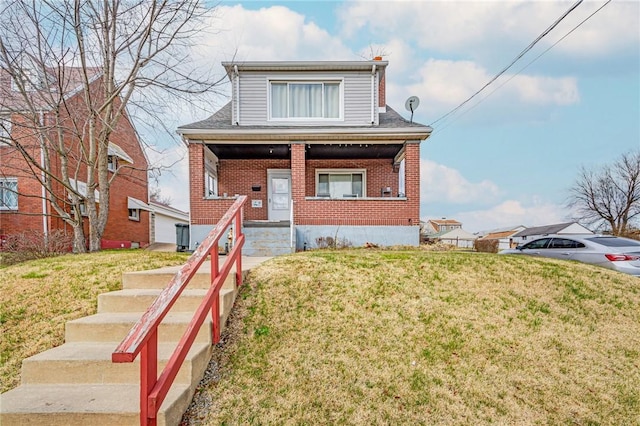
[{"x1": 72, "y1": 222, "x2": 87, "y2": 253}]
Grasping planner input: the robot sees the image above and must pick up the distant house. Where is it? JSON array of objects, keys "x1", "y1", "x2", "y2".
[
  {"x1": 420, "y1": 218, "x2": 475, "y2": 248},
  {"x1": 511, "y1": 222, "x2": 592, "y2": 246},
  {"x1": 476, "y1": 226, "x2": 526, "y2": 251},
  {"x1": 149, "y1": 201, "x2": 189, "y2": 245},
  {"x1": 437, "y1": 227, "x2": 477, "y2": 249},
  {"x1": 422, "y1": 219, "x2": 462, "y2": 237}
]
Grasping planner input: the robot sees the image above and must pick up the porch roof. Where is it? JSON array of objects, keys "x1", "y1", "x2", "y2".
[{"x1": 177, "y1": 103, "x2": 432, "y2": 142}]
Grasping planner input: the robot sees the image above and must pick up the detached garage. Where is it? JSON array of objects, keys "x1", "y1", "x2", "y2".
[{"x1": 149, "y1": 201, "x2": 189, "y2": 245}]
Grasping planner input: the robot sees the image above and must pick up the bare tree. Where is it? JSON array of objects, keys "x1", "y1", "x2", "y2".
[
  {"x1": 567, "y1": 150, "x2": 640, "y2": 235},
  {"x1": 0, "y1": 0, "x2": 222, "y2": 252},
  {"x1": 149, "y1": 184, "x2": 173, "y2": 206}
]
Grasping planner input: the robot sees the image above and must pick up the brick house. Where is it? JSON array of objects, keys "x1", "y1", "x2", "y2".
[
  {"x1": 422, "y1": 219, "x2": 463, "y2": 236},
  {"x1": 178, "y1": 59, "x2": 432, "y2": 255},
  {"x1": 0, "y1": 67, "x2": 150, "y2": 249}
]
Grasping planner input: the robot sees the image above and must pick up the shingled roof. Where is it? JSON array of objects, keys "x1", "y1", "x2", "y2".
[
  {"x1": 178, "y1": 102, "x2": 429, "y2": 132},
  {"x1": 512, "y1": 222, "x2": 589, "y2": 238}
]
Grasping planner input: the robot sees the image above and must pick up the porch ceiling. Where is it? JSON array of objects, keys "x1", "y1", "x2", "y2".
[{"x1": 206, "y1": 143, "x2": 404, "y2": 160}]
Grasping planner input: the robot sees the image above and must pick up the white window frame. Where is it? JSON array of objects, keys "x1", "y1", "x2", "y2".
[
  {"x1": 0, "y1": 178, "x2": 18, "y2": 210},
  {"x1": 0, "y1": 114, "x2": 11, "y2": 140},
  {"x1": 315, "y1": 168, "x2": 366, "y2": 198},
  {"x1": 205, "y1": 171, "x2": 217, "y2": 197},
  {"x1": 128, "y1": 208, "x2": 140, "y2": 221},
  {"x1": 107, "y1": 155, "x2": 117, "y2": 172},
  {"x1": 204, "y1": 150, "x2": 218, "y2": 198},
  {"x1": 11, "y1": 68, "x2": 41, "y2": 92},
  {"x1": 268, "y1": 79, "x2": 343, "y2": 121}
]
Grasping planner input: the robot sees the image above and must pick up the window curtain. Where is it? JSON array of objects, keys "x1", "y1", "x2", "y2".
[
  {"x1": 324, "y1": 83, "x2": 340, "y2": 118},
  {"x1": 289, "y1": 83, "x2": 322, "y2": 118},
  {"x1": 271, "y1": 83, "x2": 287, "y2": 118},
  {"x1": 318, "y1": 173, "x2": 363, "y2": 197}
]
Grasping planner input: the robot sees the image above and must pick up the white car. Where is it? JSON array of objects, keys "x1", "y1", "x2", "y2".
[{"x1": 500, "y1": 234, "x2": 640, "y2": 276}]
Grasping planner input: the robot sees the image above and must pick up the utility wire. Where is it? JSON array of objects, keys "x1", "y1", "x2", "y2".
[
  {"x1": 435, "y1": 0, "x2": 612, "y2": 134},
  {"x1": 428, "y1": 0, "x2": 584, "y2": 128}
]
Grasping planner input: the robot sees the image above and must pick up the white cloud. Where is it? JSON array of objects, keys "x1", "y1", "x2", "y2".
[
  {"x1": 201, "y1": 5, "x2": 353, "y2": 62},
  {"x1": 452, "y1": 199, "x2": 567, "y2": 233},
  {"x1": 338, "y1": 1, "x2": 639, "y2": 59},
  {"x1": 512, "y1": 74, "x2": 579, "y2": 105},
  {"x1": 386, "y1": 59, "x2": 580, "y2": 119},
  {"x1": 421, "y1": 159, "x2": 501, "y2": 204}
]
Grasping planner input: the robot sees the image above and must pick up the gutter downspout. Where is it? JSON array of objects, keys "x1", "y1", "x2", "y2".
[
  {"x1": 234, "y1": 65, "x2": 240, "y2": 125},
  {"x1": 39, "y1": 110, "x2": 48, "y2": 241},
  {"x1": 370, "y1": 64, "x2": 376, "y2": 124}
]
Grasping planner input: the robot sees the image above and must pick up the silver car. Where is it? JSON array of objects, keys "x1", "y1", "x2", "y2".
[{"x1": 500, "y1": 234, "x2": 640, "y2": 276}]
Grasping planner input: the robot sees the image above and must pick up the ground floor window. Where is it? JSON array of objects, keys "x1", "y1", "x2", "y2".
[
  {"x1": 0, "y1": 178, "x2": 18, "y2": 210},
  {"x1": 107, "y1": 155, "x2": 117, "y2": 172},
  {"x1": 316, "y1": 169, "x2": 365, "y2": 198},
  {"x1": 205, "y1": 170, "x2": 217, "y2": 197},
  {"x1": 128, "y1": 208, "x2": 140, "y2": 221}
]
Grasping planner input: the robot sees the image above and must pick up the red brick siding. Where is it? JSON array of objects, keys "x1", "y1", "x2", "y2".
[
  {"x1": 219, "y1": 158, "x2": 290, "y2": 221},
  {"x1": 0, "y1": 87, "x2": 149, "y2": 247},
  {"x1": 291, "y1": 143, "x2": 306, "y2": 220},
  {"x1": 378, "y1": 67, "x2": 386, "y2": 108},
  {"x1": 189, "y1": 142, "x2": 421, "y2": 227},
  {"x1": 305, "y1": 158, "x2": 397, "y2": 197},
  {"x1": 100, "y1": 112, "x2": 149, "y2": 245}
]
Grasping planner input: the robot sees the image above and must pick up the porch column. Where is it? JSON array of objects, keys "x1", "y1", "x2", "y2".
[
  {"x1": 290, "y1": 142, "x2": 306, "y2": 223},
  {"x1": 405, "y1": 141, "x2": 421, "y2": 225},
  {"x1": 188, "y1": 143, "x2": 205, "y2": 212}
]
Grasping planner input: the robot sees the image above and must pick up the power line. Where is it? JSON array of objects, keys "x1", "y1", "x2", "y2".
[
  {"x1": 435, "y1": 0, "x2": 612, "y2": 135},
  {"x1": 428, "y1": 0, "x2": 584, "y2": 128}
]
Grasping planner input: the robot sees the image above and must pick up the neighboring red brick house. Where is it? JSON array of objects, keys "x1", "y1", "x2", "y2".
[
  {"x1": 178, "y1": 59, "x2": 432, "y2": 255},
  {"x1": 0, "y1": 67, "x2": 150, "y2": 249}
]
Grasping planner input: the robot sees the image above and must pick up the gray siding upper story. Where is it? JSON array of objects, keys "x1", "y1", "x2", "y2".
[{"x1": 233, "y1": 70, "x2": 379, "y2": 126}]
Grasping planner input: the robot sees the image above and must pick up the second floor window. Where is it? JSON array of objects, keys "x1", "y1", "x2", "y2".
[
  {"x1": 271, "y1": 82, "x2": 340, "y2": 119},
  {"x1": 0, "y1": 115, "x2": 11, "y2": 140},
  {"x1": 0, "y1": 178, "x2": 18, "y2": 210}
]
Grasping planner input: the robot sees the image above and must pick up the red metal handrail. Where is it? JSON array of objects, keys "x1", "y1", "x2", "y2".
[{"x1": 112, "y1": 196, "x2": 247, "y2": 426}]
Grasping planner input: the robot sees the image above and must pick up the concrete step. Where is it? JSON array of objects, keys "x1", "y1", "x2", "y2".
[
  {"x1": 64, "y1": 312, "x2": 213, "y2": 344},
  {"x1": 1, "y1": 256, "x2": 272, "y2": 426},
  {"x1": 97, "y1": 288, "x2": 236, "y2": 314},
  {"x1": 243, "y1": 227, "x2": 294, "y2": 257},
  {"x1": 0, "y1": 383, "x2": 192, "y2": 426},
  {"x1": 122, "y1": 265, "x2": 237, "y2": 290},
  {"x1": 20, "y1": 341, "x2": 211, "y2": 385},
  {"x1": 122, "y1": 268, "x2": 239, "y2": 291}
]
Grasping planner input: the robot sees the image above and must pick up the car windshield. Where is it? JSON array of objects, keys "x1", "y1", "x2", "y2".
[{"x1": 586, "y1": 237, "x2": 640, "y2": 247}]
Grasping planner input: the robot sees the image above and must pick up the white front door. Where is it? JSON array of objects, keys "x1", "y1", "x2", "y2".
[{"x1": 267, "y1": 169, "x2": 291, "y2": 221}]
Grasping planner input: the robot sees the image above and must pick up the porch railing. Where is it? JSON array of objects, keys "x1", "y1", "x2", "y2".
[
  {"x1": 112, "y1": 195, "x2": 247, "y2": 426},
  {"x1": 290, "y1": 199, "x2": 295, "y2": 251}
]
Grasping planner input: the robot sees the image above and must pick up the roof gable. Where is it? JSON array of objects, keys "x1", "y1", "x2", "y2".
[{"x1": 512, "y1": 222, "x2": 592, "y2": 238}]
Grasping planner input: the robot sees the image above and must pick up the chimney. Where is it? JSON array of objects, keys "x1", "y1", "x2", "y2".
[{"x1": 373, "y1": 56, "x2": 386, "y2": 110}]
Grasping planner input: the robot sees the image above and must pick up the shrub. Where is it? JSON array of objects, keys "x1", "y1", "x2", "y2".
[
  {"x1": 0, "y1": 230, "x2": 73, "y2": 266},
  {"x1": 474, "y1": 238, "x2": 499, "y2": 253}
]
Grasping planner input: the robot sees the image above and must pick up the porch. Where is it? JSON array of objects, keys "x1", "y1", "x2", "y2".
[{"x1": 187, "y1": 138, "x2": 422, "y2": 254}]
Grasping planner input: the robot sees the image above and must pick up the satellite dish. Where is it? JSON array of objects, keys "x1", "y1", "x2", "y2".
[{"x1": 404, "y1": 96, "x2": 420, "y2": 123}]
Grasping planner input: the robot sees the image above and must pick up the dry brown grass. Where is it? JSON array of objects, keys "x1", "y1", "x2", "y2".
[
  {"x1": 195, "y1": 249, "x2": 640, "y2": 425},
  {"x1": 0, "y1": 250, "x2": 189, "y2": 393}
]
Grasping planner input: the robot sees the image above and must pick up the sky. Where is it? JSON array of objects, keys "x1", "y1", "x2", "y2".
[{"x1": 151, "y1": 0, "x2": 640, "y2": 233}]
